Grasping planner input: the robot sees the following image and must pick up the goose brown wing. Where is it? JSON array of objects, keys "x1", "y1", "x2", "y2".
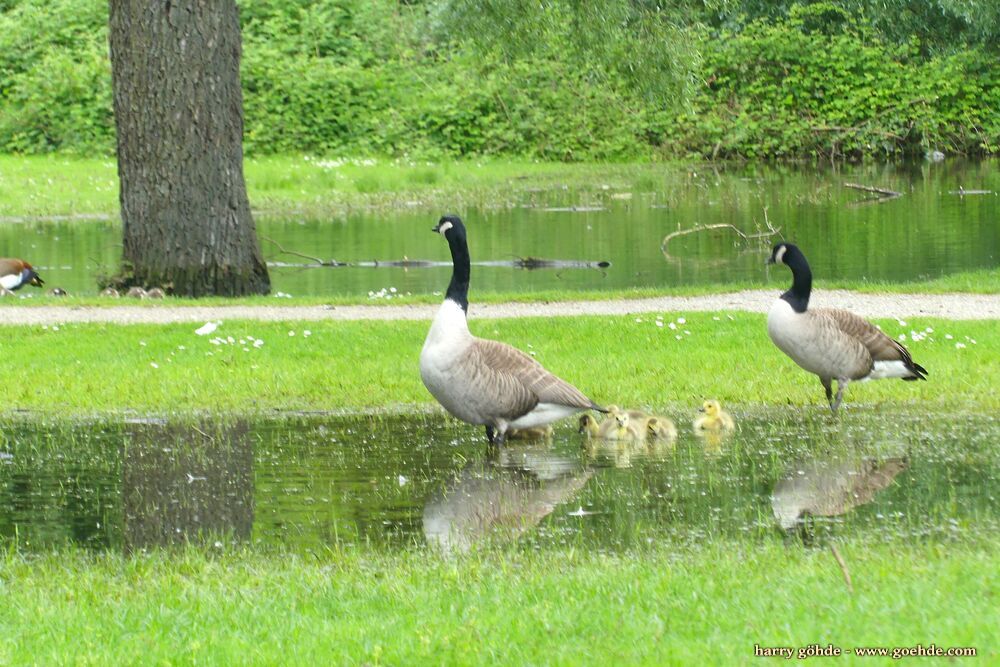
[
  {"x1": 813, "y1": 308, "x2": 916, "y2": 364},
  {"x1": 472, "y1": 338, "x2": 597, "y2": 416}
]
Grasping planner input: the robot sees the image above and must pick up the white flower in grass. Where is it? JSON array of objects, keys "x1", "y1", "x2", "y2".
[
  {"x1": 677, "y1": 317, "x2": 686, "y2": 324},
  {"x1": 150, "y1": 362, "x2": 159, "y2": 369},
  {"x1": 955, "y1": 342, "x2": 966, "y2": 349},
  {"x1": 195, "y1": 321, "x2": 218, "y2": 336}
]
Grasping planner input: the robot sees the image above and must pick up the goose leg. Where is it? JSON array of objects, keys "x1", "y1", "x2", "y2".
[
  {"x1": 831, "y1": 378, "x2": 849, "y2": 414},
  {"x1": 821, "y1": 377, "x2": 833, "y2": 408},
  {"x1": 485, "y1": 425, "x2": 496, "y2": 444}
]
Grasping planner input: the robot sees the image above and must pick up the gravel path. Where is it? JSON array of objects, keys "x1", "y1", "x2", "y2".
[{"x1": 1, "y1": 290, "x2": 998, "y2": 325}]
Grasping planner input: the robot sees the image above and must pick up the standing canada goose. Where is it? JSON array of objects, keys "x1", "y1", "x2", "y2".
[
  {"x1": 420, "y1": 215, "x2": 605, "y2": 445},
  {"x1": 0, "y1": 258, "x2": 44, "y2": 291},
  {"x1": 693, "y1": 399, "x2": 736, "y2": 433},
  {"x1": 126, "y1": 286, "x2": 148, "y2": 299},
  {"x1": 767, "y1": 243, "x2": 927, "y2": 413}
]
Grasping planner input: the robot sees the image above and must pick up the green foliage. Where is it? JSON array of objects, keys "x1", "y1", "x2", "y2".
[
  {"x1": 661, "y1": 4, "x2": 1000, "y2": 158},
  {"x1": 0, "y1": 0, "x2": 998, "y2": 159}
]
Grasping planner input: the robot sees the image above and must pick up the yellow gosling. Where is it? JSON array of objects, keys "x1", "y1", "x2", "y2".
[
  {"x1": 507, "y1": 425, "x2": 554, "y2": 440},
  {"x1": 597, "y1": 409, "x2": 642, "y2": 441},
  {"x1": 578, "y1": 414, "x2": 601, "y2": 438},
  {"x1": 642, "y1": 416, "x2": 678, "y2": 441},
  {"x1": 693, "y1": 399, "x2": 736, "y2": 433}
]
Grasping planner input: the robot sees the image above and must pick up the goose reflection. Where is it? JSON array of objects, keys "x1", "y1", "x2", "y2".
[
  {"x1": 423, "y1": 445, "x2": 592, "y2": 553},
  {"x1": 771, "y1": 457, "x2": 908, "y2": 534}
]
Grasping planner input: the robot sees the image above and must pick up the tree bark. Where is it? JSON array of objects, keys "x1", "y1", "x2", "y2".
[{"x1": 108, "y1": 0, "x2": 270, "y2": 296}]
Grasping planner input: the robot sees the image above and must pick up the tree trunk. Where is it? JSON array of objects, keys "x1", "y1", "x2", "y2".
[{"x1": 108, "y1": 0, "x2": 270, "y2": 296}]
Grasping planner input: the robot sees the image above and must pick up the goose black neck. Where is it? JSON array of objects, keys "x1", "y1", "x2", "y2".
[
  {"x1": 781, "y1": 246, "x2": 812, "y2": 313},
  {"x1": 445, "y1": 231, "x2": 470, "y2": 313}
]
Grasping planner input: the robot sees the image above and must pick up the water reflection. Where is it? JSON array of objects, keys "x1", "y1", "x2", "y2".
[
  {"x1": 771, "y1": 457, "x2": 909, "y2": 533},
  {"x1": 0, "y1": 413, "x2": 996, "y2": 553},
  {"x1": 121, "y1": 421, "x2": 254, "y2": 551},
  {"x1": 6, "y1": 160, "x2": 998, "y2": 296},
  {"x1": 423, "y1": 446, "x2": 592, "y2": 554}
]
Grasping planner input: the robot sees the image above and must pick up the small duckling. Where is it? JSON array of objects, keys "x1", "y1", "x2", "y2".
[
  {"x1": 146, "y1": 287, "x2": 166, "y2": 299},
  {"x1": 46, "y1": 287, "x2": 68, "y2": 297},
  {"x1": 642, "y1": 416, "x2": 677, "y2": 441},
  {"x1": 507, "y1": 425, "x2": 553, "y2": 441},
  {"x1": 99, "y1": 287, "x2": 120, "y2": 298},
  {"x1": 126, "y1": 286, "x2": 147, "y2": 299},
  {"x1": 578, "y1": 414, "x2": 601, "y2": 438},
  {"x1": 597, "y1": 409, "x2": 642, "y2": 441},
  {"x1": 693, "y1": 399, "x2": 736, "y2": 433}
]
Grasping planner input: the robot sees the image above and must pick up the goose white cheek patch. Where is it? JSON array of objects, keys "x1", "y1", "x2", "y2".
[
  {"x1": 773, "y1": 245, "x2": 787, "y2": 264},
  {"x1": 437, "y1": 221, "x2": 453, "y2": 235}
]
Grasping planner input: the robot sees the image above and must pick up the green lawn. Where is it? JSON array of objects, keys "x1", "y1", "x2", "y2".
[
  {"x1": 0, "y1": 154, "x2": 666, "y2": 219},
  {"x1": 1, "y1": 540, "x2": 994, "y2": 665},
  {"x1": 0, "y1": 312, "x2": 993, "y2": 415}
]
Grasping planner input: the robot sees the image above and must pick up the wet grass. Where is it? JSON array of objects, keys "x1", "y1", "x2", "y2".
[
  {"x1": 0, "y1": 313, "x2": 994, "y2": 415},
  {"x1": 0, "y1": 539, "x2": 995, "y2": 665}
]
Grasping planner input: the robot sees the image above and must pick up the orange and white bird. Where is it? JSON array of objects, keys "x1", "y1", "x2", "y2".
[{"x1": 0, "y1": 258, "x2": 44, "y2": 291}]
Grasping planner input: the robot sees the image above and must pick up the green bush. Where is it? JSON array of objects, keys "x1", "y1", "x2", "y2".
[
  {"x1": 0, "y1": 0, "x2": 997, "y2": 160},
  {"x1": 660, "y1": 4, "x2": 1000, "y2": 159}
]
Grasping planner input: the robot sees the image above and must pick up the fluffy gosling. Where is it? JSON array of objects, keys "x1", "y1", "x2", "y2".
[{"x1": 693, "y1": 399, "x2": 736, "y2": 433}]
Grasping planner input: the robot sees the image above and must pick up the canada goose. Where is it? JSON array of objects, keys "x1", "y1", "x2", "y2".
[
  {"x1": 146, "y1": 287, "x2": 166, "y2": 299},
  {"x1": 99, "y1": 287, "x2": 120, "y2": 298},
  {"x1": 46, "y1": 287, "x2": 68, "y2": 297},
  {"x1": 597, "y1": 409, "x2": 642, "y2": 440},
  {"x1": 693, "y1": 399, "x2": 736, "y2": 433},
  {"x1": 126, "y1": 286, "x2": 147, "y2": 299},
  {"x1": 642, "y1": 416, "x2": 677, "y2": 440},
  {"x1": 767, "y1": 243, "x2": 928, "y2": 413},
  {"x1": 507, "y1": 425, "x2": 554, "y2": 441},
  {"x1": 578, "y1": 414, "x2": 601, "y2": 438},
  {"x1": 420, "y1": 215, "x2": 605, "y2": 444},
  {"x1": 0, "y1": 258, "x2": 44, "y2": 291}
]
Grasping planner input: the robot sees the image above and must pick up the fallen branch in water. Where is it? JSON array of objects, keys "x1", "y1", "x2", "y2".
[
  {"x1": 948, "y1": 187, "x2": 993, "y2": 196},
  {"x1": 843, "y1": 182, "x2": 902, "y2": 198},
  {"x1": 262, "y1": 236, "x2": 344, "y2": 266},
  {"x1": 661, "y1": 210, "x2": 781, "y2": 255},
  {"x1": 830, "y1": 544, "x2": 854, "y2": 594}
]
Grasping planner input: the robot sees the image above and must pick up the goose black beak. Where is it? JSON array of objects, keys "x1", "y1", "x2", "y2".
[
  {"x1": 698, "y1": 407, "x2": 706, "y2": 413},
  {"x1": 765, "y1": 257, "x2": 775, "y2": 265},
  {"x1": 431, "y1": 225, "x2": 440, "y2": 233}
]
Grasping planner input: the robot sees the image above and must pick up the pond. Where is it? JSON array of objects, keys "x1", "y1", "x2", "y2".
[
  {"x1": 2, "y1": 160, "x2": 998, "y2": 297},
  {"x1": 1, "y1": 410, "x2": 996, "y2": 554}
]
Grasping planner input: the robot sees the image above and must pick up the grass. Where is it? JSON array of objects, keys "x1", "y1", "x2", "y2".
[
  {"x1": 0, "y1": 539, "x2": 995, "y2": 665},
  {"x1": 0, "y1": 154, "x2": 670, "y2": 219},
  {"x1": 0, "y1": 312, "x2": 994, "y2": 415}
]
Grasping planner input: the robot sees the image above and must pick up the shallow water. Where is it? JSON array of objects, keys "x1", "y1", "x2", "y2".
[
  {"x1": 1, "y1": 411, "x2": 996, "y2": 553},
  {"x1": 3, "y1": 160, "x2": 998, "y2": 297}
]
